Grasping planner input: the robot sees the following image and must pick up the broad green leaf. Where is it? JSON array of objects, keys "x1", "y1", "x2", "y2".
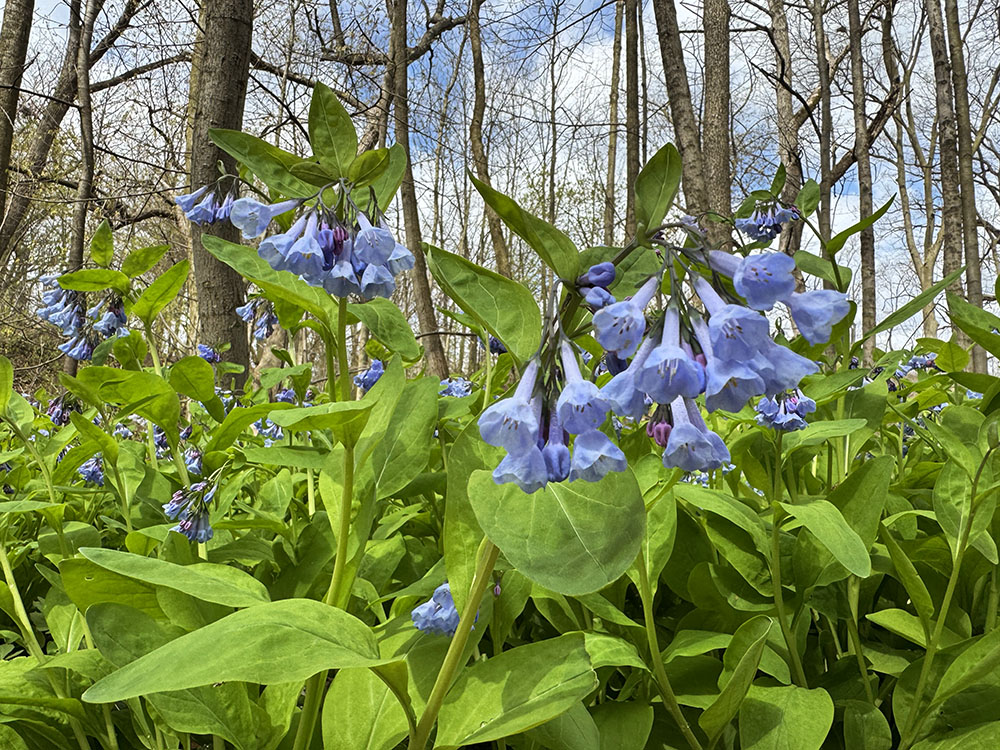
[
  {"x1": 738, "y1": 684, "x2": 834, "y2": 750},
  {"x1": 0, "y1": 356, "x2": 12, "y2": 412},
  {"x1": 781, "y1": 419, "x2": 868, "y2": 454},
  {"x1": 793, "y1": 251, "x2": 852, "y2": 289},
  {"x1": 309, "y1": 82, "x2": 358, "y2": 176},
  {"x1": 769, "y1": 163, "x2": 787, "y2": 196},
  {"x1": 348, "y1": 148, "x2": 391, "y2": 186},
  {"x1": 592, "y1": 702, "x2": 654, "y2": 750},
  {"x1": 204, "y1": 402, "x2": 295, "y2": 452},
  {"x1": 857, "y1": 267, "x2": 964, "y2": 344},
  {"x1": 88, "y1": 219, "x2": 113, "y2": 267},
  {"x1": 426, "y1": 244, "x2": 541, "y2": 362},
  {"x1": 121, "y1": 244, "x2": 169, "y2": 277},
  {"x1": 242, "y1": 445, "x2": 330, "y2": 470},
  {"x1": 168, "y1": 355, "x2": 217, "y2": 402},
  {"x1": 879, "y1": 524, "x2": 934, "y2": 629},
  {"x1": 210, "y1": 128, "x2": 316, "y2": 197},
  {"x1": 77, "y1": 368, "x2": 181, "y2": 446},
  {"x1": 58, "y1": 268, "x2": 130, "y2": 294},
  {"x1": 796, "y1": 179, "x2": 820, "y2": 217},
  {"x1": 828, "y1": 456, "x2": 893, "y2": 549},
  {"x1": 825, "y1": 197, "x2": 894, "y2": 255},
  {"x1": 59, "y1": 557, "x2": 165, "y2": 619},
  {"x1": 112, "y1": 331, "x2": 148, "y2": 370},
  {"x1": 468, "y1": 468, "x2": 645, "y2": 595},
  {"x1": 322, "y1": 667, "x2": 408, "y2": 750},
  {"x1": 370, "y1": 377, "x2": 438, "y2": 498},
  {"x1": 526, "y1": 701, "x2": 600, "y2": 750},
  {"x1": 354, "y1": 143, "x2": 406, "y2": 210},
  {"x1": 779, "y1": 501, "x2": 871, "y2": 577},
  {"x1": 270, "y1": 400, "x2": 374, "y2": 447},
  {"x1": 911, "y1": 723, "x2": 1000, "y2": 749},
  {"x1": 348, "y1": 297, "x2": 421, "y2": 360},
  {"x1": 865, "y1": 609, "x2": 962, "y2": 649},
  {"x1": 469, "y1": 174, "x2": 579, "y2": 280},
  {"x1": 699, "y1": 617, "x2": 770, "y2": 742},
  {"x1": 582, "y1": 633, "x2": 646, "y2": 671},
  {"x1": 933, "y1": 461, "x2": 976, "y2": 561},
  {"x1": 83, "y1": 599, "x2": 380, "y2": 702},
  {"x1": 435, "y1": 633, "x2": 597, "y2": 748},
  {"x1": 130, "y1": 260, "x2": 190, "y2": 326},
  {"x1": 69, "y1": 412, "x2": 117, "y2": 463},
  {"x1": 79, "y1": 548, "x2": 270, "y2": 608},
  {"x1": 634, "y1": 143, "x2": 682, "y2": 233},
  {"x1": 948, "y1": 292, "x2": 1000, "y2": 359},
  {"x1": 843, "y1": 700, "x2": 892, "y2": 750},
  {"x1": 932, "y1": 628, "x2": 1000, "y2": 706}
]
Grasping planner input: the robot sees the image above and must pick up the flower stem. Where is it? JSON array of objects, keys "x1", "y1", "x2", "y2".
[
  {"x1": 291, "y1": 672, "x2": 327, "y2": 750},
  {"x1": 411, "y1": 539, "x2": 500, "y2": 750},
  {"x1": 325, "y1": 443, "x2": 355, "y2": 607},
  {"x1": 637, "y1": 550, "x2": 703, "y2": 750},
  {"x1": 337, "y1": 297, "x2": 352, "y2": 402},
  {"x1": 846, "y1": 576, "x2": 875, "y2": 704}
]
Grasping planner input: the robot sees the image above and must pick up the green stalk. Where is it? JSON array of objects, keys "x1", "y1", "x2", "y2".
[
  {"x1": 411, "y1": 540, "x2": 501, "y2": 750},
  {"x1": 987, "y1": 567, "x2": 999, "y2": 633},
  {"x1": 109, "y1": 462, "x2": 133, "y2": 533},
  {"x1": 325, "y1": 443, "x2": 355, "y2": 607},
  {"x1": 306, "y1": 468, "x2": 316, "y2": 516},
  {"x1": 337, "y1": 297, "x2": 352, "y2": 402},
  {"x1": 291, "y1": 672, "x2": 327, "y2": 750},
  {"x1": 638, "y1": 550, "x2": 703, "y2": 750},
  {"x1": 846, "y1": 576, "x2": 875, "y2": 703}
]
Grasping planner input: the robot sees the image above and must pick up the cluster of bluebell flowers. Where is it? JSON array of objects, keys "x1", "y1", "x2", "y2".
[
  {"x1": 354, "y1": 360, "x2": 384, "y2": 392},
  {"x1": 734, "y1": 202, "x2": 801, "y2": 242},
  {"x1": 236, "y1": 297, "x2": 279, "y2": 341},
  {"x1": 411, "y1": 582, "x2": 461, "y2": 636},
  {"x1": 162, "y1": 481, "x2": 216, "y2": 543},
  {"x1": 755, "y1": 389, "x2": 816, "y2": 431},
  {"x1": 174, "y1": 184, "x2": 236, "y2": 225},
  {"x1": 78, "y1": 455, "x2": 104, "y2": 486},
  {"x1": 37, "y1": 275, "x2": 127, "y2": 360},
  {"x1": 197, "y1": 344, "x2": 221, "y2": 364},
  {"x1": 439, "y1": 377, "x2": 473, "y2": 398}
]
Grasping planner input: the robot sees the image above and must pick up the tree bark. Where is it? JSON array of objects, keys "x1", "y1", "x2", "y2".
[
  {"x1": 847, "y1": 0, "x2": 876, "y2": 360},
  {"x1": 603, "y1": 0, "x2": 624, "y2": 246},
  {"x1": 188, "y1": 0, "x2": 253, "y2": 385},
  {"x1": 624, "y1": 0, "x2": 640, "y2": 238},
  {"x1": 0, "y1": 0, "x2": 34, "y2": 226},
  {"x1": 702, "y1": 0, "x2": 730, "y2": 246},
  {"x1": 650, "y1": 0, "x2": 707, "y2": 214},
  {"x1": 468, "y1": 0, "x2": 510, "y2": 276},
  {"x1": 811, "y1": 0, "x2": 833, "y2": 259},
  {"x1": 943, "y1": 0, "x2": 985, "y2": 371},
  {"x1": 390, "y1": 0, "x2": 449, "y2": 377}
]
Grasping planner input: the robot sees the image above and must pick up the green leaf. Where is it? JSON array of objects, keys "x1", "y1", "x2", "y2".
[
  {"x1": 879, "y1": 524, "x2": 934, "y2": 629},
  {"x1": 270, "y1": 400, "x2": 374, "y2": 448},
  {"x1": 369, "y1": 377, "x2": 438, "y2": 498},
  {"x1": 770, "y1": 163, "x2": 787, "y2": 196},
  {"x1": 79, "y1": 548, "x2": 270, "y2": 608},
  {"x1": 793, "y1": 251, "x2": 852, "y2": 289},
  {"x1": 90, "y1": 220, "x2": 113, "y2": 267},
  {"x1": 435, "y1": 633, "x2": 597, "y2": 748},
  {"x1": 204, "y1": 403, "x2": 295, "y2": 452},
  {"x1": 354, "y1": 143, "x2": 407, "y2": 211},
  {"x1": 634, "y1": 143, "x2": 682, "y2": 232},
  {"x1": 426, "y1": 244, "x2": 541, "y2": 362},
  {"x1": 0, "y1": 356, "x2": 12, "y2": 413},
  {"x1": 58, "y1": 268, "x2": 130, "y2": 295},
  {"x1": 857, "y1": 267, "x2": 965, "y2": 345},
  {"x1": 738, "y1": 685, "x2": 834, "y2": 750},
  {"x1": 948, "y1": 292, "x2": 1000, "y2": 359},
  {"x1": 843, "y1": 700, "x2": 892, "y2": 750},
  {"x1": 348, "y1": 297, "x2": 421, "y2": 360},
  {"x1": 932, "y1": 628, "x2": 1000, "y2": 706},
  {"x1": 796, "y1": 180, "x2": 820, "y2": 217},
  {"x1": 699, "y1": 617, "x2": 770, "y2": 742},
  {"x1": 825, "y1": 197, "x2": 894, "y2": 255},
  {"x1": 121, "y1": 244, "x2": 169, "y2": 277},
  {"x1": 348, "y1": 148, "x2": 391, "y2": 186},
  {"x1": 780, "y1": 501, "x2": 870, "y2": 577},
  {"x1": 112, "y1": 331, "x2": 148, "y2": 370},
  {"x1": 526, "y1": 701, "x2": 600, "y2": 750},
  {"x1": 210, "y1": 128, "x2": 316, "y2": 198},
  {"x1": 130, "y1": 260, "x2": 189, "y2": 326},
  {"x1": 911, "y1": 722, "x2": 1000, "y2": 749},
  {"x1": 592, "y1": 702, "x2": 654, "y2": 750},
  {"x1": 69, "y1": 412, "x2": 118, "y2": 464},
  {"x1": 168, "y1": 356, "x2": 217, "y2": 402},
  {"x1": 82, "y1": 599, "x2": 380, "y2": 702},
  {"x1": 468, "y1": 468, "x2": 645, "y2": 595},
  {"x1": 59, "y1": 557, "x2": 165, "y2": 620},
  {"x1": 322, "y1": 667, "x2": 409, "y2": 750},
  {"x1": 469, "y1": 173, "x2": 580, "y2": 280},
  {"x1": 828, "y1": 456, "x2": 894, "y2": 549},
  {"x1": 309, "y1": 82, "x2": 358, "y2": 176}
]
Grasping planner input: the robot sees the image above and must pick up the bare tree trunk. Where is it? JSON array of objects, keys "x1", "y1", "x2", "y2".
[
  {"x1": 188, "y1": 0, "x2": 253, "y2": 385},
  {"x1": 650, "y1": 0, "x2": 707, "y2": 214},
  {"x1": 0, "y1": 0, "x2": 34, "y2": 226},
  {"x1": 847, "y1": 0, "x2": 876, "y2": 359},
  {"x1": 811, "y1": 0, "x2": 833, "y2": 253},
  {"x1": 548, "y1": 1, "x2": 559, "y2": 228},
  {"x1": 64, "y1": 0, "x2": 98, "y2": 376},
  {"x1": 390, "y1": 0, "x2": 449, "y2": 377},
  {"x1": 702, "y1": 0, "x2": 730, "y2": 246},
  {"x1": 468, "y1": 0, "x2": 511, "y2": 276},
  {"x1": 943, "y1": 0, "x2": 985, "y2": 371},
  {"x1": 603, "y1": 0, "x2": 624, "y2": 246},
  {"x1": 624, "y1": 0, "x2": 639, "y2": 236}
]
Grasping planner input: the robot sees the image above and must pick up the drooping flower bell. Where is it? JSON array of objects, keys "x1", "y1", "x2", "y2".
[
  {"x1": 662, "y1": 396, "x2": 731, "y2": 472},
  {"x1": 756, "y1": 389, "x2": 816, "y2": 432},
  {"x1": 412, "y1": 582, "x2": 461, "y2": 636},
  {"x1": 163, "y1": 481, "x2": 216, "y2": 543},
  {"x1": 439, "y1": 378, "x2": 473, "y2": 397},
  {"x1": 175, "y1": 186, "x2": 236, "y2": 226},
  {"x1": 556, "y1": 342, "x2": 610, "y2": 434},
  {"x1": 197, "y1": 344, "x2": 221, "y2": 364},
  {"x1": 592, "y1": 276, "x2": 658, "y2": 358},
  {"x1": 78, "y1": 455, "x2": 104, "y2": 486},
  {"x1": 229, "y1": 198, "x2": 302, "y2": 239},
  {"x1": 708, "y1": 251, "x2": 797, "y2": 311},
  {"x1": 354, "y1": 360, "x2": 384, "y2": 392},
  {"x1": 478, "y1": 360, "x2": 542, "y2": 454},
  {"x1": 784, "y1": 290, "x2": 851, "y2": 345},
  {"x1": 635, "y1": 307, "x2": 705, "y2": 404},
  {"x1": 734, "y1": 202, "x2": 800, "y2": 242}
]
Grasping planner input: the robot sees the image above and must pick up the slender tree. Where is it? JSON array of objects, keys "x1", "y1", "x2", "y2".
[
  {"x1": 603, "y1": 0, "x2": 624, "y2": 246},
  {"x1": 0, "y1": 0, "x2": 34, "y2": 226},
  {"x1": 702, "y1": 0, "x2": 731, "y2": 245},
  {"x1": 624, "y1": 0, "x2": 640, "y2": 237}
]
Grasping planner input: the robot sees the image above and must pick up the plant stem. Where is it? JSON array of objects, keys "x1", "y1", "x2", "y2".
[
  {"x1": 337, "y1": 297, "x2": 352, "y2": 402},
  {"x1": 325, "y1": 443, "x2": 355, "y2": 607},
  {"x1": 109, "y1": 462, "x2": 133, "y2": 533},
  {"x1": 306, "y1": 468, "x2": 316, "y2": 516},
  {"x1": 846, "y1": 576, "x2": 875, "y2": 704},
  {"x1": 411, "y1": 539, "x2": 500, "y2": 750},
  {"x1": 987, "y1": 567, "x2": 999, "y2": 633},
  {"x1": 637, "y1": 550, "x2": 703, "y2": 750},
  {"x1": 291, "y1": 672, "x2": 326, "y2": 750}
]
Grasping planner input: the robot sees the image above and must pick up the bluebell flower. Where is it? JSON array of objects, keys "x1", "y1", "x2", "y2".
[
  {"x1": 488, "y1": 336, "x2": 507, "y2": 355},
  {"x1": 493, "y1": 445, "x2": 549, "y2": 493},
  {"x1": 479, "y1": 361, "x2": 542, "y2": 453},
  {"x1": 78, "y1": 455, "x2": 104, "y2": 486},
  {"x1": 412, "y1": 583, "x2": 461, "y2": 636},
  {"x1": 710, "y1": 251, "x2": 797, "y2": 311},
  {"x1": 967, "y1": 390, "x2": 984, "y2": 400},
  {"x1": 354, "y1": 360, "x2": 384, "y2": 392},
  {"x1": 213, "y1": 195, "x2": 234, "y2": 222},
  {"x1": 636, "y1": 308, "x2": 706, "y2": 403},
  {"x1": 197, "y1": 344, "x2": 221, "y2": 364},
  {"x1": 603, "y1": 337, "x2": 656, "y2": 420},
  {"x1": 592, "y1": 276, "x2": 658, "y2": 357},
  {"x1": 360, "y1": 263, "x2": 396, "y2": 299},
  {"x1": 174, "y1": 186, "x2": 210, "y2": 214},
  {"x1": 734, "y1": 203, "x2": 800, "y2": 242},
  {"x1": 179, "y1": 425, "x2": 193, "y2": 441},
  {"x1": 748, "y1": 340, "x2": 819, "y2": 396},
  {"x1": 578, "y1": 262, "x2": 616, "y2": 289},
  {"x1": 785, "y1": 290, "x2": 850, "y2": 345},
  {"x1": 59, "y1": 333, "x2": 94, "y2": 361},
  {"x1": 274, "y1": 388, "x2": 297, "y2": 403},
  {"x1": 646, "y1": 415, "x2": 672, "y2": 447},
  {"x1": 568, "y1": 429, "x2": 627, "y2": 482},
  {"x1": 556, "y1": 342, "x2": 610, "y2": 434},
  {"x1": 542, "y1": 412, "x2": 571, "y2": 482},
  {"x1": 284, "y1": 214, "x2": 325, "y2": 280},
  {"x1": 582, "y1": 287, "x2": 616, "y2": 309},
  {"x1": 324, "y1": 258, "x2": 363, "y2": 297},
  {"x1": 163, "y1": 482, "x2": 216, "y2": 543},
  {"x1": 354, "y1": 214, "x2": 395, "y2": 266},
  {"x1": 756, "y1": 396, "x2": 805, "y2": 431},
  {"x1": 386, "y1": 242, "x2": 416, "y2": 276},
  {"x1": 229, "y1": 198, "x2": 301, "y2": 239},
  {"x1": 47, "y1": 395, "x2": 77, "y2": 426},
  {"x1": 255, "y1": 418, "x2": 283, "y2": 446},
  {"x1": 259, "y1": 214, "x2": 308, "y2": 270},
  {"x1": 113, "y1": 421, "x2": 132, "y2": 439},
  {"x1": 692, "y1": 316, "x2": 764, "y2": 412},
  {"x1": 184, "y1": 448, "x2": 202, "y2": 475},
  {"x1": 662, "y1": 397, "x2": 730, "y2": 472},
  {"x1": 440, "y1": 378, "x2": 473, "y2": 398}
]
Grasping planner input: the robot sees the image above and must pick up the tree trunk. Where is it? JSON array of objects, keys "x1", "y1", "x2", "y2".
[
  {"x1": 847, "y1": 0, "x2": 876, "y2": 360},
  {"x1": 650, "y1": 0, "x2": 707, "y2": 214},
  {"x1": 390, "y1": 0, "x2": 449, "y2": 377},
  {"x1": 943, "y1": 0, "x2": 985, "y2": 371},
  {"x1": 811, "y1": 0, "x2": 833, "y2": 257},
  {"x1": 0, "y1": 0, "x2": 34, "y2": 225},
  {"x1": 603, "y1": 0, "x2": 624, "y2": 246},
  {"x1": 188, "y1": 0, "x2": 253, "y2": 385},
  {"x1": 702, "y1": 0, "x2": 730, "y2": 247},
  {"x1": 624, "y1": 0, "x2": 639, "y2": 237},
  {"x1": 468, "y1": 0, "x2": 511, "y2": 276}
]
